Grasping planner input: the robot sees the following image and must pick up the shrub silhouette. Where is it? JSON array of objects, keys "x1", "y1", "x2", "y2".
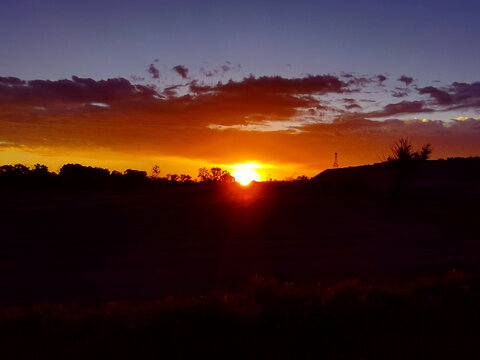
[{"x1": 386, "y1": 138, "x2": 432, "y2": 162}]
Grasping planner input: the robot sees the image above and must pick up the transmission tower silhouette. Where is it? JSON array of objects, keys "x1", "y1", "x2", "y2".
[{"x1": 333, "y1": 152, "x2": 339, "y2": 168}]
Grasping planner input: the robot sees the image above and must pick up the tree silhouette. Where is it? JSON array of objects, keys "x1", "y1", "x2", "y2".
[
  {"x1": 32, "y1": 164, "x2": 49, "y2": 175},
  {"x1": 124, "y1": 169, "x2": 147, "y2": 179},
  {"x1": 151, "y1": 164, "x2": 161, "y2": 179},
  {"x1": 166, "y1": 174, "x2": 179, "y2": 182},
  {"x1": 180, "y1": 174, "x2": 192, "y2": 182},
  {"x1": 386, "y1": 138, "x2": 432, "y2": 162},
  {"x1": 198, "y1": 167, "x2": 212, "y2": 182},
  {"x1": 0, "y1": 164, "x2": 30, "y2": 176},
  {"x1": 60, "y1": 164, "x2": 110, "y2": 178},
  {"x1": 198, "y1": 167, "x2": 235, "y2": 183}
]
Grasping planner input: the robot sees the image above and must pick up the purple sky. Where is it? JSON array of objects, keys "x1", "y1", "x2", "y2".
[{"x1": 2, "y1": 0, "x2": 480, "y2": 83}]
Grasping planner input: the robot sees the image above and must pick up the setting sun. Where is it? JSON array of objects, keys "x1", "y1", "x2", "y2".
[{"x1": 231, "y1": 163, "x2": 262, "y2": 185}]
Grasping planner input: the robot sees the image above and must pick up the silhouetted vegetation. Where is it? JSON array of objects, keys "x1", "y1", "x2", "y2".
[
  {"x1": 0, "y1": 163, "x2": 56, "y2": 187},
  {"x1": 1, "y1": 156, "x2": 480, "y2": 196},
  {"x1": 59, "y1": 163, "x2": 111, "y2": 185},
  {"x1": 198, "y1": 167, "x2": 235, "y2": 183},
  {"x1": 163, "y1": 173, "x2": 193, "y2": 182},
  {"x1": 283, "y1": 175, "x2": 311, "y2": 182},
  {"x1": 0, "y1": 163, "x2": 245, "y2": 190},
  {"x1": 2, "y1": 271, "x2": 480, "y2": 359},
  {"x1": 385, "y1": 138, "x2": 432, "y2": 162}
]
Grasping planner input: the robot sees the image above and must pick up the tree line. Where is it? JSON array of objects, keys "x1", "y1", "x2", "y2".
[
  {"x1": 0, "y1": 163, "x2": 245, "y2": 188},
  {"x1": 0, "y1": 139, "x2": 435, "y2": 188}
]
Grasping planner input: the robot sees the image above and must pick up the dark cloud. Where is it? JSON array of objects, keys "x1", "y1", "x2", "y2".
[
  {"x1": 340, "y1": 72, "x2": 354, "y2": 78},
  {"x1": 0, "y1": 76, "x2": 26, "y2": 86},
  {"x1": 161, "y1": 84, "x2": 184, "y2": 98},
  {"x1": 345, "y1": 103, "x2": 362, "y2": 110},
  {"x1": 221, "y1": 64, "x2": 231, "y2": 73},
  {"x1": 418, "y1": 86, "x2": 453, "y2": 105},
  {"x1": 0, "y1": 74, "x2": 349, "y2": 142},
  {"x1": 200, "y1": 63, "x2": 239, "y2": 78},
  {"x1": 0, "y1": 76, "x2": 156, "y2": 105},
  {"x1": 147, "y1": 64, "x2": 160, "y2": 79},
  {"x1": 418, "y1": 82, "x2": 480, "y2": 109},
  {"x1": 398, "y1": 75, "x2": 414, "y2": 86},
  {"x1": 172, "y1": 65, "x2": 189, "y2": 79},
  {"x1": 347, "y1": 76, "x2": 374, "y2": 88},
  {"x1": 190, "y1": 75, "x2": 347, "y2": 96},
  {"x1": 369, "y1": 100, "x2": 431, "y2": 118},
  {"x1": 182, "y1": 76, "x2": 332, "y2": 125},
  {"x1": 391, "y1": 89, "x2": 409, "y2": 98},
  {"x1": 449, "y1": 82, "x2": 480, "y2": 108},
  {"x1": 377, "y1": 75, "x2": 388, "y2": 84},
  {"x1": 342, "y1": 98, "x2": 362, "y2": 110},
  {"x1": 340, "y1": 73, "x2": 376, "y2": 89}
]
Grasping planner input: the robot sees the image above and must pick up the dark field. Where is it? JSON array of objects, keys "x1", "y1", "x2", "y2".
[
  {"x1": 2, "y1": 179, "x2": 479, "y2": 306},
  {"x1": 2, "y1": 160, "x2": 480, "y2": 358}
]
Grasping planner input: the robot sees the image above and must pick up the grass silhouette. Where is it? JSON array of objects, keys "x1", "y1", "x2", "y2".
[{"x1": 2, "y1": 271, "x2": 480, "y2": 359}]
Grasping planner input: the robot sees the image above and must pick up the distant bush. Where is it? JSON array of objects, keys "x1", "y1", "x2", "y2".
[{"x1": 385, "y1": 138, "x2": 432, "y2": 162}]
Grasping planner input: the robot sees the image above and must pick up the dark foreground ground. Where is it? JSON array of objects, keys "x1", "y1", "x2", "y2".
[
  {"x1": 1, "y1": 160, "x2": 480, "y2": 358},
  {"x1": 2, "y1": 181, "x2": 479, "y2": 305},
  {"x1": 2, "y1": 272, "x2": 480, "y2": 359}
]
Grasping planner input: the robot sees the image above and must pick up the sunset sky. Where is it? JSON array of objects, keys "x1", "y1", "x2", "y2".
[{"x1": 1, "y1": 0, "x2": 480, "y2": 179}]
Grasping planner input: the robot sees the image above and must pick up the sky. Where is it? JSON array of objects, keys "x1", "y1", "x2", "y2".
[{"x1": 1, "y1": 0, "x2": 480, "y2": 179}]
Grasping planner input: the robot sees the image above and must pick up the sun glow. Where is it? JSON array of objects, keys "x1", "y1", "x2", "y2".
[{"x1": 231, "y1": 163, "x2": 262, "y2": 185}]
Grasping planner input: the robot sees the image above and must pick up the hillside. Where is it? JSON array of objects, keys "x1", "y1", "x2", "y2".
[{"x1": 313, "y1": 157, "x2": 480, "y2": 194}]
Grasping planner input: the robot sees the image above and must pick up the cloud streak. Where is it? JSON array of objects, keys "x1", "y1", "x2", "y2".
[{"x1": 369, "y1": 101, "x2": 432, "y2": 118}]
